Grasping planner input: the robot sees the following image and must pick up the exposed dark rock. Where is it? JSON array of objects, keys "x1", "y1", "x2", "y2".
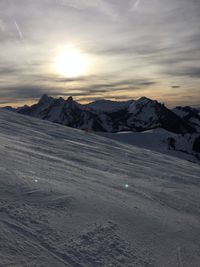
[{"x1": 193, "y1": 136, "x2": 200, "y2": 153}]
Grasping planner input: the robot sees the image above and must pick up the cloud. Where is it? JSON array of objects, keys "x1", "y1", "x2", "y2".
[
  {"x1": 0, "y1": 0, "x2": 200, "y2": 106},
  {"x1": 57, "y1": 0, "x2": 118, "y2": 19},
  {"x1": 0, "y1": 85, "x2": 53, "y2": 101},
  {"x1": 131, "y1": 0, "x2": 141, "y2": 12},
  {"x1": 0, "y1": 77, "x2": 156, "y2": 105},
  {"x1": 0, "y1": 66, "x2": 19, "y2": 75},
  {"x1": 171, "y1": 86, "x2": 181, "y2": 89},
  {"x1": 166, "y1": 67, "x2": 200, "y2": 78}
]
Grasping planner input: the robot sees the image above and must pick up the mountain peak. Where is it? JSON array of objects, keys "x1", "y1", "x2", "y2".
[
  {"x1": 39, "y1": 94, "x2": 53, "y2": 105},
  {"x1": 67, "y1": 96, "x2": 73, "y2": 102},
  {"x1": 128, "y1": 97, "x2": 155, "y2": 113},
  {"x1": 137, "y1": 96, "x2": 154, "y2": 104}
]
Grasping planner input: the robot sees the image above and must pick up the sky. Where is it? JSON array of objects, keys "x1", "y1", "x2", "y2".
[{"x1": 0, "y1": 0, "x2": 200, "y2": 107}]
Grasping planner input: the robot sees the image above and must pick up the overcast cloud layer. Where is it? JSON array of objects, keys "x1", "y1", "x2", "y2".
[{"x1": 0, "y1": 0, "x2": 200, "y2": 106}]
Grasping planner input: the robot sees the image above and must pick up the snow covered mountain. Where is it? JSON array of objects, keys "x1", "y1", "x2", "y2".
[
  {"x1": 84, "y1": 99, "x2": 134, "y2": 112},
  {"x1": 16, "y1": 95, "x2": 106, "y2": 132},
  {"x1": 8, "y1": 94, "x2": 196, "y2": 134},
  {"x1": 0, "y1": 109, "x2": 200, "y2": 266},
  {"x1": 173, "y1": 106, "x2": 200, "y2": 132}
]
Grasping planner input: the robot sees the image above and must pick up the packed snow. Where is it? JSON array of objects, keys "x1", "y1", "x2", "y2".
[{"x1": 0, "y1": 110, "x2": 200, "y2": 266}]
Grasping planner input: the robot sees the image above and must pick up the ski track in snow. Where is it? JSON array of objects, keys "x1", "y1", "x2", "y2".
[{"x1": 0, "y1": 110, "x2": 200, "y2": 266}]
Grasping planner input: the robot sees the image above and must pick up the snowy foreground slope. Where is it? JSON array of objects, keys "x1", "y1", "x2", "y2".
[{"x1": 0, "y1": 110, "x2": 200, "y2": 267}]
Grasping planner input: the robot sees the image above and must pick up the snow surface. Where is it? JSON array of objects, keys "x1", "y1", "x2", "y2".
[
  {"x1": 98, "y1": 128, "x2": 200, "y2": 164},
  {"x1": 84, "y1": 99, "x2": 134, "y2": 112},
  {"x1": 0, "y1": 110, "x2": 200, "y2": 266},
  {"x1": 172, "y1": 109, "x2": 188, "y2": 118}
]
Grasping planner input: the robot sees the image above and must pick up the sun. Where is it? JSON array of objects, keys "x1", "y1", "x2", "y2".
[{"x1": 54, "y1": 47, "x2": 89, "y2": 78}]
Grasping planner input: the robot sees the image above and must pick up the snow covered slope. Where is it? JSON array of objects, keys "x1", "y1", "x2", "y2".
[
  {"x1": 98, "y1": 128, "x2": 200, "y2": 164},
  {"x1": 0, "y1": 110, "x2": 200, "y2": 266},
  {"x1": 84, "y1": 99, "x2": 134, "y2": 112}
]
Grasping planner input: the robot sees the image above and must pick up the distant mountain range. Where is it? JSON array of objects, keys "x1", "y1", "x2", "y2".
[{"x1": 3, "y1": 94, "x2": 200, "y2": 134}]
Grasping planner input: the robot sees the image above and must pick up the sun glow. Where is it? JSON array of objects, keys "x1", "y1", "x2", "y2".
[{"x1": 54, "y1": 47, "x2": 89, "y2": 78}]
